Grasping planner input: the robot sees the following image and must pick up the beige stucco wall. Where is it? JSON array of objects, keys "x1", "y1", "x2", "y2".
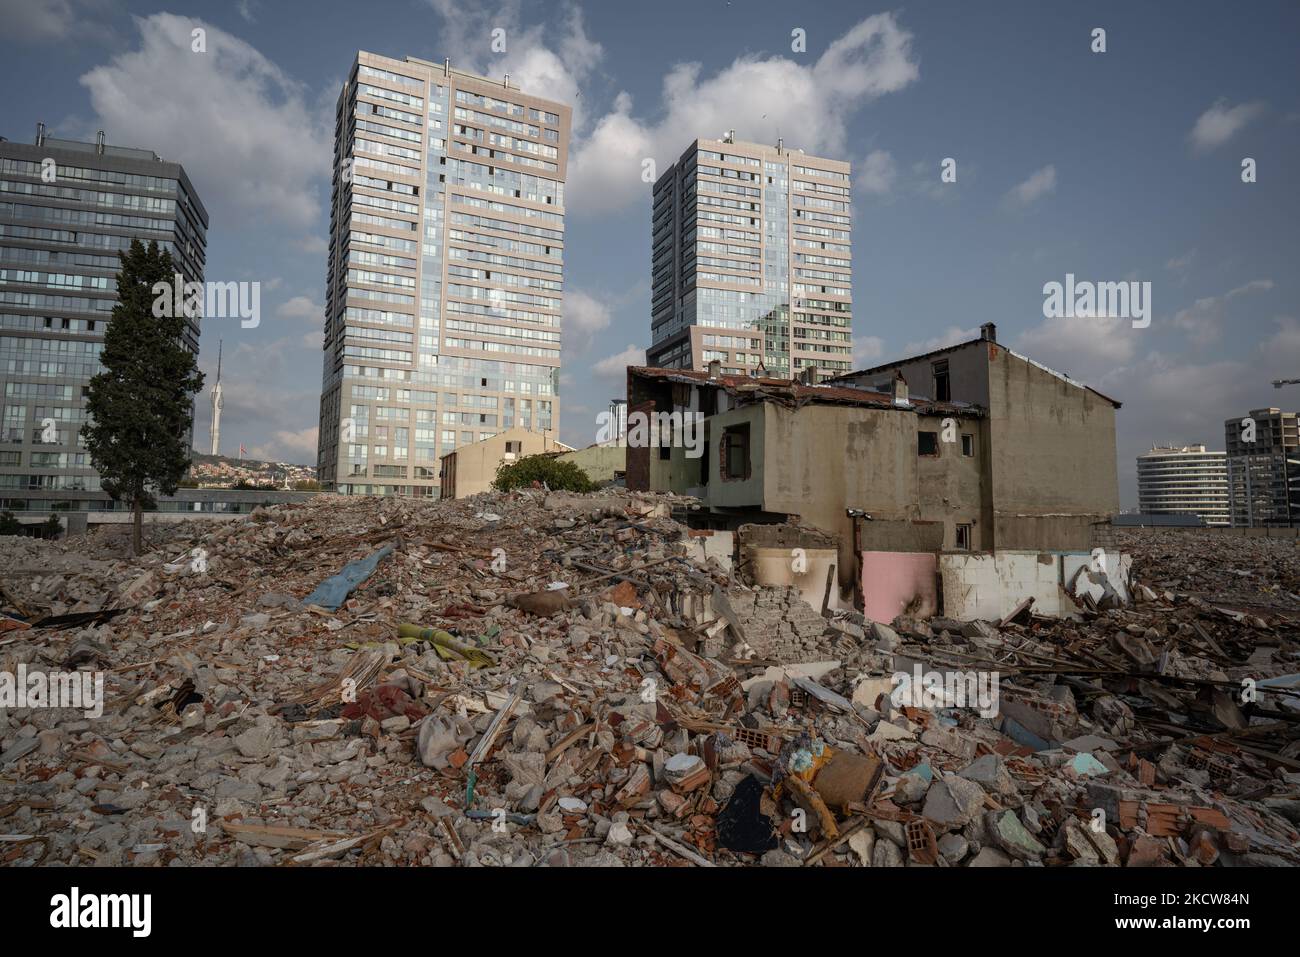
[
  {"x1": 557, "y1": 442, "x2": 626, "y2": 484},
  {"x1": 915, "y1": 412, "x2": 989, "y2": 551},
  {"x1": 986, "y1": 346, "x2": 1119, "y2": 549},
  {"x1": 759, "y1": 404, "x2": 986, "y2": 584},
  {"x1": 441, "y1": 427, "x2": 562, "y2": 498}
]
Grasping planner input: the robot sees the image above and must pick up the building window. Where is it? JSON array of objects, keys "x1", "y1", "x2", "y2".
[
  {"x1": 918, "y1": 431, "x2": 939, "y2": 456},
  {"x1": 505, "y1": 440, "x2": 521, "y2": 454},
  {"x1": 932, "y1": 359, "x2": 950, "y2": 402},
  {"x1": 722, "y1": 424, "x2": 751, "y2": 480},
  {"x1": 955, "y1": 523, "x2": 972, "y2": 550},
  {"x1": 961, "y1": 433, "x2": 974, "y2": 457}
]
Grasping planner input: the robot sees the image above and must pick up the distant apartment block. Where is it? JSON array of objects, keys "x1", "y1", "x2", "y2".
[
  {"x1": 1135, "y1": 445, "x2": 1228, "y2": 526},
  {"x1": 647, "y1": 134, "x2": 851, "y2": 381},
  {"x1": 1224, "y1": 407, "x2": 1299, "y2": 527},
  {"x1": 316, "y1": 52, "x2": 571, "y2": 496},
  {"x1": 0, "y1": 126, "x2": 208, "y2": 514}
]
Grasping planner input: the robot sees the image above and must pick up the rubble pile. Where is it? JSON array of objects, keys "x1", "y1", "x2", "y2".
[
  {"x1": 1, "y1": 498, "x2": 1297, "y2": 868},
  {"x1": 1116, "y1": 527, "x2": 1300, "y2": 613}
]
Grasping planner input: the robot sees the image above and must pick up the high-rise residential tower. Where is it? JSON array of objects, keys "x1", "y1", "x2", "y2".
[
  {"x1": 1225, "y1": 407, "x2": 1299, "y2": 527},
  {"x1": 1135, "y1": 444, "x2": 1229, "y2": 525},
  {"x1": 0, "y1": 126, "x2": 207, "y2": 511},
  {"x1": 316, "y1": 53, "x2": 571, "y2": 496},
  {"x1": 648, "y1": 134, "x2": 852, "y2": 381}
]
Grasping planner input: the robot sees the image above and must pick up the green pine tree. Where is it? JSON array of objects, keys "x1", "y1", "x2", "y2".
[{"x1": 82, "y1": 239, "x2": 204, "y2": 555}]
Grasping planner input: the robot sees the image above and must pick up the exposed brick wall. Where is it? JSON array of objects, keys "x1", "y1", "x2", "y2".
[{"x1": 626, "y1": 399, "x2": 654, "y2": 491}]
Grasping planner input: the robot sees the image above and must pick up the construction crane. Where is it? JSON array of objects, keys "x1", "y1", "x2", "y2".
[{"x1": 1273, "y1": 378, "x2": 1300, "y2": 388}]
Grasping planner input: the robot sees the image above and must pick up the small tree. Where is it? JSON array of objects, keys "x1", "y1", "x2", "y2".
[
  {"x1": 492, "y1": 454, "x2": 594, "y2": 493},
  {"x1": 41, "y1": 514, "x2": 63, "y2": 539},
  {"x1": 82, "y1": 240, "x2": 204, "y2": 555},
  {"x1": 0, "y1": 510, "x2": 22, "y2": 536}
]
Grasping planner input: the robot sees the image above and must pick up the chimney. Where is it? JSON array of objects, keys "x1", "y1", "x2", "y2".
[
  {"x1": 97, "y1": 131, "x2": 106, "y2": 154},
  {"x1": 777, "y1": 137, "x2": 784, "y2": 154},
  {"x1": 35, "y1": 121, "x2": 46, "y2": 147},
  {"x1": 707, "y1": 359, "x2": 722, "y2": 380},
  {"x1": 980, "y1": 322, "x2": 997, "y2": 342},
  {"x1": 503, "y1": 73, "x2": 510, "y2": 88},
  {"x1": 798, "y1": 365, "x2": 818, "y2": 385},
  {"x1": 443, "y1": 57, "x2": 450, "y2": 76},
  {"x1": 892, "y1": 372, "x2": 910, "y2": 407}
]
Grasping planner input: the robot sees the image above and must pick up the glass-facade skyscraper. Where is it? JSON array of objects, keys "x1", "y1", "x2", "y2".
[
  {"x1": 648, "y1": 135, "x2": 852, "y2": 381},
  {"x1": 316, "y1": 53, "x2": 571, "y2": 496},
  {"x1": 0, "y1": 127, "x2": 207, "y2": 511}
]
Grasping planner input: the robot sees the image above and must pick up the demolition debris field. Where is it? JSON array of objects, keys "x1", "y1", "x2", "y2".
[{"x1": 1, "y1": 494, "x2": 1297, "y2": 868}]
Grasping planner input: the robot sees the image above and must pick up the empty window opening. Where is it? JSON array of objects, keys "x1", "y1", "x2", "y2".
[{"x1": 932, "y1": 359, "x2": 951, "y2": 402}]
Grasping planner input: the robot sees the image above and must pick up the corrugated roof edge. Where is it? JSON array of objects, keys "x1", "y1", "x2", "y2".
[{"x1": 626, "y1": 366, "x2": 984, "y2": 417}]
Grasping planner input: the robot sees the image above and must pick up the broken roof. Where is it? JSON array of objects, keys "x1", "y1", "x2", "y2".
[
  {"x1": 627, "y1": 366, "x2": 983, "y2": 416},
  {"x1": 826, "y1": 337, "x2": 1123, "y2": 409}
]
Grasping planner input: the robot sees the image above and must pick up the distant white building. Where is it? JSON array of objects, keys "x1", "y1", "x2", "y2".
[{"x1": 1136, "y1": 444, "x2": 1229, "y2": 526}]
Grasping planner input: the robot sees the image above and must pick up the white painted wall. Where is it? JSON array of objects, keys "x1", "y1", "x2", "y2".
[{"x1": 939, "y1": 551, "x2": 1130, "y2": 620}]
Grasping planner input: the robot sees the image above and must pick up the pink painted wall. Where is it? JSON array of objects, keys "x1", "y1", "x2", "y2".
[{"x1": 861, "y1": 551, "x2": 938, "y2": 624}]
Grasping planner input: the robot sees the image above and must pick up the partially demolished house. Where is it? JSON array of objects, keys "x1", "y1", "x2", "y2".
[{"x1": 626, "y1": 323, "x2": 1125, "y2": 622}]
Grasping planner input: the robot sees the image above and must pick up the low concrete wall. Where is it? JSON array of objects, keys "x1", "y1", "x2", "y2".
[
  {"x1": 861, "y1": 551, "x2": 938, "y2": 623},
  {"x1": 939, "y1": 550, "x2": 1131, "y2": 621},
  {"x1": 746, "y1": 545, "x2": 842, "y2": 611},
  {"x1": 683, "y1": 528, "x2": 734, "y2": 572}
]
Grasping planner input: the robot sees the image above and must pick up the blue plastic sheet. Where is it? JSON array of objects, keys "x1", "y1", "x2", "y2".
[{"x1": 301, "y1": 541, "x2": 395, "y2": 611}]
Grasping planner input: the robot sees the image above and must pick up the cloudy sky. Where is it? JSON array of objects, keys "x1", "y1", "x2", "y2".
[{"x1": 2, "y1": 0, "x2": 1297, "y2": 506}]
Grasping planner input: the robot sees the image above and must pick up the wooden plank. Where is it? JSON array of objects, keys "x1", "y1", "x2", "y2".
[{"x1": 222, "y1": 822, "x2": 346, "y2": 850}]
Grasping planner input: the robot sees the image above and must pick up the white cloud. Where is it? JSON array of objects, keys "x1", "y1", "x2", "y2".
[
  {"x1": 1005, "y1": 165, "x2": 1056, "y2": 207},
  {"x1": 275, "y1": 295, "x2": 323, "y2": 322},
  {"x1": 1260, "y1": 316, "x2": 1300, "y2": 359},
  {"x1": 237, "y1": 0, "x2": 257, "y2": 23},
  {"x1": 425, "y1": 0, "x2": 603, "y2": 132},
  {"x1": 856, "y1": 150, "x2": 896, "y2": 196},
  {"x1": 564, "y1": 288, "x2": 611, "y2": 338},
  {"x1": 1189, "y1": 98, "x2": 1266, "y2": 152},
  {"x1": 294, "y1": 236, "x2": 328, "y2": 256},
  {"x1": 902, "y1": 326, "x2": 979, "y2": 355},
  {"x1": 249, "y1": 426, "x2": 318, "y2": 463},
  {"x1": 80, "y1": 13, "x2": 331, "y2": 233},
  {"x1": 0, "y1": 0, "x2": 93, "y2": 42},
  {"x1": 852, "y1": 335, "x2": 885, "y2": 367},
  {"x1": 593, "y1": 344, "x2": 645, "y2": 380},
  {"x1": 567, "y1": 12, "x2": 918, "y2": 216},
  {"x1": 1014, "y1": 314, "x2": 1140, "y2": 379},
  {"x1": 1170, "y1": 279, "x2": 1273, "y2": 347},
  {"x1": 1165, "y1": 250, "x2": 1196, "y2": 272}
]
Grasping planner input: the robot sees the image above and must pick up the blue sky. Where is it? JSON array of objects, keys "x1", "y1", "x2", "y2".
[{"x1": 2, "y1": 0, "x2": 1297, "y2": 506}]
